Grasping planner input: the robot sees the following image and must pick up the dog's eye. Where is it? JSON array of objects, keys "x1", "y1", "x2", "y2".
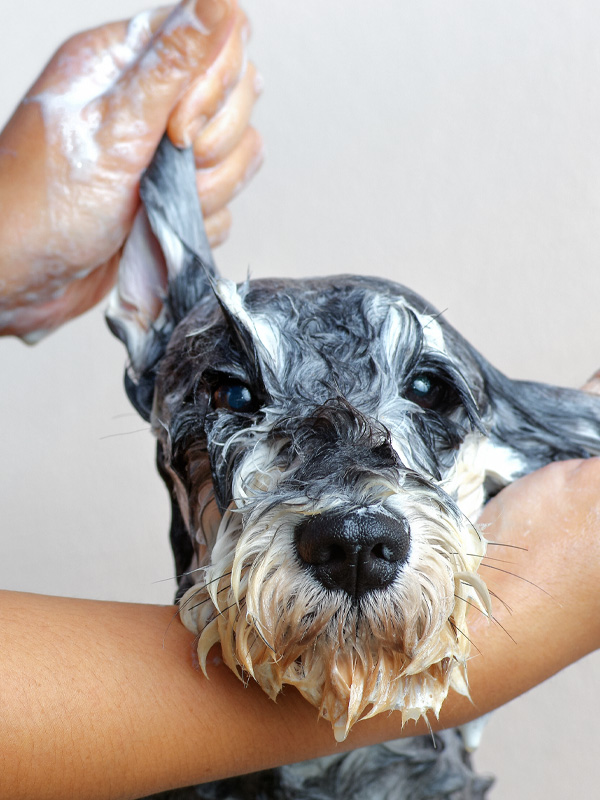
[
  {"x1": 212, "y1": 382, "x2": 257, "y2": 413},
  {"x1": 406, "y1": 374, "x2": 448, "y2": 411}
]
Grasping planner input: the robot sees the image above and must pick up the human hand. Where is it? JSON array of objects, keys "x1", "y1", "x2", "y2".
[{"x1": 0, "y1": 0, "x2": 263, "y2": 341}]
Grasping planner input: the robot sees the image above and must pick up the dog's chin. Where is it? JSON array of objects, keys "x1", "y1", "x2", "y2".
[{"x1": 179, "y1": 490, "x2": 491, "y2": 741}]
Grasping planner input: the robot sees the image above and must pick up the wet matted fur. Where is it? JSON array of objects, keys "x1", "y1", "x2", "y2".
[{"x1": 107, "y1": 139, "x2": 600, "y2": 799}]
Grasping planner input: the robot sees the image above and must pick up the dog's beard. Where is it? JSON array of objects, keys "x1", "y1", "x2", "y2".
[{"x1": 179, "y1": 445, "x2": 491, "y2": 742}]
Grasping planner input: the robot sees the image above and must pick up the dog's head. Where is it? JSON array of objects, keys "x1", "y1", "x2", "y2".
[{"x1": 108, "y1": 139, "x2": 600, "y2": 740}]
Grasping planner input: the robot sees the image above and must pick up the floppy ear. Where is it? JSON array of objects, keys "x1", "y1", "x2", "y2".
[
  {"x1": 106, "y1": 135, "x2": 218, "y2": 421},
  {"x1": 479, "y1": 357, "x2": 600, "y2": 479}
]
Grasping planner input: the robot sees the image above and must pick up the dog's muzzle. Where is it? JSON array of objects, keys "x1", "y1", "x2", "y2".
[{"x1": 295, "y1": 509, "x2": 410, "y2": 598}]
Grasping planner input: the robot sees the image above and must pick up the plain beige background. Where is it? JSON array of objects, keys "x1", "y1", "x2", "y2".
[{"x1": 1, "y1": 1, "x2": 599, "y2": 797}]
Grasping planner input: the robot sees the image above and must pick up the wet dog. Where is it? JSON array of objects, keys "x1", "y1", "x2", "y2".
[{"x1": 107, "y1": 138, "x2": 600, "y2": 799}]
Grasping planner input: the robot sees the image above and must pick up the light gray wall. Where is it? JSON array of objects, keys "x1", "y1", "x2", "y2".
[{"x1": 1, "y1": 2, "x2": 599, "y2": 797}]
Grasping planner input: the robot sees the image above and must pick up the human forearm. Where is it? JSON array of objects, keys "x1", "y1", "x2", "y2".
[
  {"x1": 0, "y1": 592, "x2": 340, "y2": 800},
  {"x1": 466, "y1": 458, "x2": 600, "y2": 708},
  {"x1": 2, "y1": 462, "x2": 599, "y2": 800}
]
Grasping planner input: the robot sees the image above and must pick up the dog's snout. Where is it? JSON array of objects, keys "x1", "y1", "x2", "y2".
[{"x1": 295, "y1": 510, "x2": 410, "y2": 599}]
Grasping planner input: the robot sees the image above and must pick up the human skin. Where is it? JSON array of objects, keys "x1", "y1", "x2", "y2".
[
  {"x1": 1, "y1": 458, "x2": 599, "y2": 800},
  {"x1": 0, "y1": 0, "x2": 263, "y2": 340}
]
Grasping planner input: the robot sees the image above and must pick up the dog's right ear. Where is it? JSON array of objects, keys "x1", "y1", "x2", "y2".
[{"x1": 107, "y1": 137, "x2": 218, "y2": 421}]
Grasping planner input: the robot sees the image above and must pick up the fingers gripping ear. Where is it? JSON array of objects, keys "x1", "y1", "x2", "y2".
[
  {"x1": 99, "y1": 0, "x2": 237, "y2": 159},
  {"x1": 167, "y1": 5, "x2": 250, "y2": 147}
]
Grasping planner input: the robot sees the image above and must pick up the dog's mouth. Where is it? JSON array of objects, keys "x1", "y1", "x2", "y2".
[{"x1": 179, "y1": 477, "x2": 491, "y2": 741}]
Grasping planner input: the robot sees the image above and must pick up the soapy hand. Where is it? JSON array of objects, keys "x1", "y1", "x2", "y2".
[{"x1": 0, "y1": 0, "x2": 263, "y2": 340}]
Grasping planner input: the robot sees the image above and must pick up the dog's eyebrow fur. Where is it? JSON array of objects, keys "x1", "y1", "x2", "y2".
[{"x1": 208, "y1": 282, "x2": 265, "y2": 384}]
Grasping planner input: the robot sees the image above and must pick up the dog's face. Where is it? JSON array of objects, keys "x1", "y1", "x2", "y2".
[
  {"x1": 155, "y1": 275, "x2": 496, "y2": 739},
  {"x1": 108, "y1": 140, "x2": 600, "y2": 741}
]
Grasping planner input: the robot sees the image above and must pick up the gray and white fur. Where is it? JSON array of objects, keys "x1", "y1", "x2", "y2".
[{"x1": 107, "y1": 138, "x2": 600, "y2": 799}]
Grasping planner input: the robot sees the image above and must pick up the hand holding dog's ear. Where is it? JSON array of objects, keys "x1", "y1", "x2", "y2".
[{"x1": 0, "y1": 0, "x2": 263, "y2": 341}]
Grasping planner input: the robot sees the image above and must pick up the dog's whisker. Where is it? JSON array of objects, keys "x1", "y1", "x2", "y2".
[
  {"x1": 250, "y1": 625, "x2": 276, "y2": 655},
  {"x1": 163, "y1": 602, "x2": 195, "y2": 647},
  {"x1": 217, "y1": 601, "x2": 240, "y2": 618},
  {"x1": 488, "y1": 614, "x2": 518, "y2": 645},
  {"x1": 153, "y1": 569, "x2": 232, "y2": 587},
  {"x1": 174, "y1": 577, "x2": 234, "y2": 628},
  {"x1": 448, "y1": 620, "x2": 482, "y2": 657},
  {"x1": 479, "y1": 563, "x2": 553, "y2": 597},
  {"x1": 477, "y1": 555, "x2": 516, "y2": 565},
  {"x1": 184, "y1": 597, "x2": 223, "y2": 615},
  {"x1": 99, "y1": 426, "x2": 151, "y2": 440},
  {"x1": 181, "y1": 584, "x2": 233, "y2": 616},
  {"x1": 453, "y1": 593, "x2": 489, "y2": 619},
  {"x1": 153, "y1": 573, "x2": 196, "y2": 585},
  {"x1": 454, "y1": 593, "x2": 516, "y2": 644},
  {"x1": 422, "y1": 307, "x2": 449, "y2": 329},
  {"x1": 454, "y1": 551, "x2": 516, "y2": 565},
  {"x1": 487, "y1": 589, "x2": 514, "y2": 615},
  {"x1": 485, "y1": 541, "x2": 529, "y2": 552}
]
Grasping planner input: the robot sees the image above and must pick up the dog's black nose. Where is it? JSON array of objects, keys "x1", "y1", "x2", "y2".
[{"x1": 295, "y1": 510, "x2": 410, "y2": 599}]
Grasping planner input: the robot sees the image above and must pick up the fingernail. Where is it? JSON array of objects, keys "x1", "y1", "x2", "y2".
[
  {"x1": 182, "y1": 114, "x2": 208, "y2": 147},
  {"x1": 192, "y1": 0, "x2": 232, "y2": 32}
]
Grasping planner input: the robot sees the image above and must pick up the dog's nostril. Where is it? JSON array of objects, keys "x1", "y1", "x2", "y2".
[
  {"x1": 327, "y1": 544, "x2": 348, "y2": 564},
  {"x1": 371, "y1": 541, "x2": 396, "y2": 562},
  {"x1": 295, "y1": 510, "x2": 410, "y2": 599},
  {"x1": 304, "y1": 541, "x2": 347, "y2": 566}
]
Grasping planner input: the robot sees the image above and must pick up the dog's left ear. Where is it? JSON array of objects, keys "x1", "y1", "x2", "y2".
[
  {"x1": 480, "y1": 358, "x2": 600, "y2": 474},
  {"x1": 107, "y1": 137, "x2": 218, "y2": 421}
]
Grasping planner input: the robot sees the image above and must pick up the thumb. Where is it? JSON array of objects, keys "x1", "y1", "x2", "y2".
[{"x1": 98, "y1": 0, "x2": 236, "y2": 156}]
